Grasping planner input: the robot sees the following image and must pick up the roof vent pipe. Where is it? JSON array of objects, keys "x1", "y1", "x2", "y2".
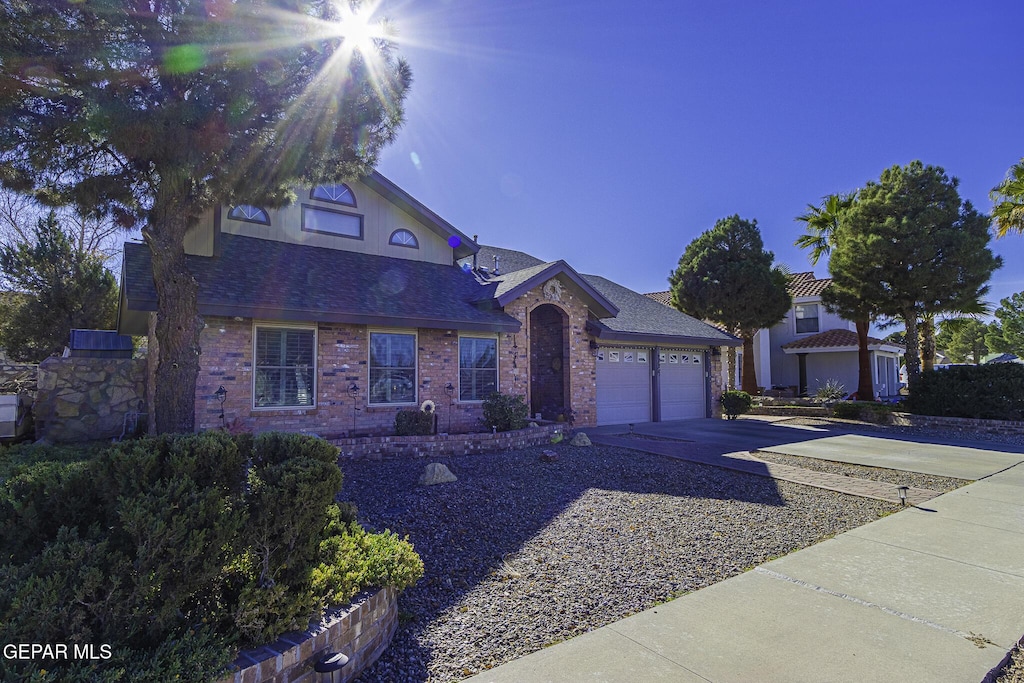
[
  {"x1": 493, "y1": 254, "x2": 500, "y2": 276},
  {"x1": 473, "y1": 235, "x2": 479, "y2": 270}
]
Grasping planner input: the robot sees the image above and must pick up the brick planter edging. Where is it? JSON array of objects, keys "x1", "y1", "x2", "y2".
[
  {"x1": 889, "y1": 412, "x2": 1024, "y2": 437},
  {"x1": 218, "y1": 586, "x2": 397, "y2": 683},
  {"x1": 331, "y1": 423, "x2": 567, "y2": 460}
]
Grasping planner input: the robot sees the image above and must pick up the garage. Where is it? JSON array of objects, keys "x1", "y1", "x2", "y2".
[
  {"x1": 595, "y1": 347, "x2": 651, "y2": 425},
  {"x1": 659, "y1": 348, "x2": 707, "y2": 420}
]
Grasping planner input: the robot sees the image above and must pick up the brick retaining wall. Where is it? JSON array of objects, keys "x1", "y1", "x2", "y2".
[
  {"x1": 219, "y1": 586, "x2": 397, "y2": 683},
  {"x1": 889, "y1": 412, "x2": 1024, "y2": 437},
  {"x1": 332, "y1": 422, "x2": 567, "y2": 460}
]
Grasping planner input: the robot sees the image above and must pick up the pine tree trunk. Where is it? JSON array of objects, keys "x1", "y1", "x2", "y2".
[
  {"x1": 903, "y1": 313, "x2": 921, "y2": 387},
  {"x1": 741, "y1": 334, "x2": 759, "y2": 394},
  {"x1": 146, "y1": 212, "x2": 202, "y2": 434},
  {"x1": 855, "y1": 318, "x2": 874, "y2": 400},
  {"x1": 920, "y1": 316, "x2": 935, "y2": 372}
]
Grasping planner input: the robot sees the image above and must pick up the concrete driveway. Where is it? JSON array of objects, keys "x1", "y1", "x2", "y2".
[{"x1": 469, "y1": 418, "x2": 1024, "y2": 683}]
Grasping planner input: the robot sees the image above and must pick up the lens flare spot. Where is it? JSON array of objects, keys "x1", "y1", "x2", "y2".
[
  {"x1": 448, "y1": 236, "x2": 461, "y2": 249},
  {"x1": 410, "y1": 151, "x2": 422, "y2": 169},
  {"x1": 164, "y1": 44, "x2": 206, "y2": 74}
]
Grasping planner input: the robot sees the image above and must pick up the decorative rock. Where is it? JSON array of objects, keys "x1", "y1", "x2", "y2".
[
  {"x1": 528, "y1": 422, "x2": 539, "y2": 428},
  {"x1": 418, "y1": 462, "x2": 457, "y2": 486},
  {"x1": 539, "y1": 450, "x2": 558, "y2": 463},
  {"x1": 570, "y1": 432, "x2": 592, "y2": 447}
]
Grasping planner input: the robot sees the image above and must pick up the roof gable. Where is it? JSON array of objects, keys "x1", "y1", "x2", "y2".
[{"x1": 484, "y1": 261, "x2": 619, "y2": 319}]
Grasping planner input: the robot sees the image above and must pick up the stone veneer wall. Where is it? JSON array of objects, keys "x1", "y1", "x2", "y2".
[
  {"x1": 333, "y1": 422, "x2": 566, "y2": 460},
  {"x1": 218, "y1": 587, "x2": 397, "y2": 683},
  {"x1": 708, "y1": 351, "x2": 725, "y2": 419},
  {"x1": 34, "y1": 357, "x2": 146, "y2": 443}
]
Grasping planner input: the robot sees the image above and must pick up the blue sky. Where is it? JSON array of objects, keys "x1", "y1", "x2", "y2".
[{"x1": 372, "y1": 0, "x2": 1024, "y2": 313}]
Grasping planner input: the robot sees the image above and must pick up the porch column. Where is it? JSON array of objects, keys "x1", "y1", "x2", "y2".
[{"x1": 797, "y1": 353, "x2": 808, "y2": 397}]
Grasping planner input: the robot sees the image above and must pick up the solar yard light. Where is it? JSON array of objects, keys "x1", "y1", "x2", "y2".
[{"x1": 897, "y1": 485, "x2": 909, "y2": 506}]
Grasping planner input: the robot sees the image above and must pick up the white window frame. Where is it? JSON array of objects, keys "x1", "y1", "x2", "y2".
[
  {"x1": 310, "y1": 183, "x2": 357, "y2": 207},
  {"x1": 301, "y1": 204, "x2": 364, "y2": 240},
  {"x1": 368, "y1": 329, "x2": 418, "y2": 406},
  {"x1": 252, "y1": 322, "x2": 317, "y2": 410},
  {"x1": 458, "y1": 334, "x2": 499, "y2": 403},
  {"x1": 794, "y1": 303, "x2": 820, "y2": 335}
]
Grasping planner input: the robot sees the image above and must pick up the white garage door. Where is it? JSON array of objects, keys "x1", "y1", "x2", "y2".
[
  {"x1": 596, "y1": 347, "x2": 651, "y2": 425},
  {"x1": 659, "y1": 348, "x2": 706, "y2": 420}
]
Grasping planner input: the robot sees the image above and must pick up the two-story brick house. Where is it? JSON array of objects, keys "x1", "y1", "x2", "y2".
[{"x1": 117, "y1": 173, "x2": 738, "y2": 434}]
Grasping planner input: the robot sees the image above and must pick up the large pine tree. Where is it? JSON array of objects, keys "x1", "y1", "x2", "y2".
[
  {"x1": 0, "y1": 1, "x2": 411, "y2": 432},
  {"x1": 670, "y1": 215, "x2": 791, "y2": 394}
]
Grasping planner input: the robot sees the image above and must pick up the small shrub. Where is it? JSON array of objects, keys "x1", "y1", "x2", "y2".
[
  {"x1": 395, "y1": 409, "x2": 434, "y2": 436},
  {"x1": 830, "y1": 401, "x2": 895, "y2": 424},
  {"x1": 721, "y1": 390, "x2": 753, "y2": 419},
  {"x1": 481, "y1": 392, "x2": 528, "y2": 432},
  {"x1": 830, "y1": 402, "x2": 863, "y2": 420},
  {"x1": 815, "y1": 378, "x2": 846, "y2": 402}
]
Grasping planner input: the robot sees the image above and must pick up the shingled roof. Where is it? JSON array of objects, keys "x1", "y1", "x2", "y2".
[
  {"x1": 781, "y1": 328, "x2": 904, "y2": 352},
  {"x1": 584, "y1": 275, "x2": 739, "y2": 346},
  {"x1": 118, "y1": 234, "x2": 521, "y2": 335}
]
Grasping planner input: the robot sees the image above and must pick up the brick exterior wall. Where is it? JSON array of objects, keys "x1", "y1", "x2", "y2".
[
  {"x1": 194, "y1": 275, "x2": 599, "y2": 435},
  {"x1": 501, "y1": 278, "x2": 597, "y2": 428}
]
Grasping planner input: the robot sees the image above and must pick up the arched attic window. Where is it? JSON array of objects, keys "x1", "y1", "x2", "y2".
[
  {"x1": 310, "y1": 184, "x2": 356, "y2": 206},
  {"x1": 388, "y1": 228, "x2": 419, "y2": 248},
  {"x1": 227, "y1": 205, "x2": 270, "y2": 225}
]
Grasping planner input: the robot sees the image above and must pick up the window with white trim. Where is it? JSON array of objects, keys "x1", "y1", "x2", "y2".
[
  {"x1": 794, "y1": 303, "x2": 820, "y2": 334},
  {"x1": 369, "y1": 332, "x2": 416, "y2": 404},
  {"x1": 301, "y1": 204, "x2": 363, "y2": 239},
  {"x1": 459, "y1": 337, "x2": 497, "y2": 401},
  {"x1": 310, "y1": 184, "x2": 356, "y2": 206},
  {"x1": 389, "y1": 228, "x2": 419, "y2": 248},
  {"x1": 254, "y1": 326, "x2": 315, "y2": 408},
  {"x1": 227, "y1": 205, "x2": 270, "y2": 225}
]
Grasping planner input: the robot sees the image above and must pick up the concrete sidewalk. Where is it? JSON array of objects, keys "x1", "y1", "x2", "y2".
[{"x1": 467, "y1": 428, "x2": 1024, "y2": 683}]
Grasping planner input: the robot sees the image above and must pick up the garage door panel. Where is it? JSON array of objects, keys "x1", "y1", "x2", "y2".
[
  {"x1": 596, "y1": 348, "x2": 651, "y2": 425},
  {"x1": 660, "y1": 349, "x2": 706, "y2": 420}
]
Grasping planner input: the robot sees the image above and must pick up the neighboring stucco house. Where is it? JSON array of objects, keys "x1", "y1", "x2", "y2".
[
  {"x1": 647, "y1": 272, "x2": 904, "y2": 398},
  {"x1": 117, "y1": 173, "x2": 738, "y2": 434}
]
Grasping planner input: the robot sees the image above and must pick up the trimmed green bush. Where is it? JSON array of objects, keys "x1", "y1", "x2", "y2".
[
  {"x1": 830, "y1": 401, "x2": 894, "y2": 423},
  {"x1": 395, "y1": 409, "x2": 434, "y2": 436},
  {"x1": 721, "y1": 390, "x2": 753, "y2": 419},
  {"x1": 481, "y1": 392, "x2": 529, "y2": 432},
  {"x1": 0, "y1": 431, "x2": 423, "y2": 681},
  {"x1": 906, "y1": 364, "x2": 1024, "y2": 420}
]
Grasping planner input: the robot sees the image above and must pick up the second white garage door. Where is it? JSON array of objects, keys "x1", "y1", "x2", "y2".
[
  {"x1": 659, "y1": 349, "x2": 706, "y2": 420},
  {"x1": 596, "y1": 347, "x2": 651, "y2": 425}
]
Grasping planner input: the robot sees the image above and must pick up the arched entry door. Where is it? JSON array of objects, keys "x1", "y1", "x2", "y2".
[{"x1": 529, "y1": 304, "x2": 569, "y2": 420}]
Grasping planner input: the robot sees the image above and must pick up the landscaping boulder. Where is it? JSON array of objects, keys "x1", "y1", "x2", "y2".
[
  {"x1": 419, "y1": 462, "x2": 457, "y2": 486},
  {"x1": 570, "y1": 432, "x2": 592, "y2": 447},
  {"x1": 539, "y1": 450, "x2": 558, "y2": 463}
]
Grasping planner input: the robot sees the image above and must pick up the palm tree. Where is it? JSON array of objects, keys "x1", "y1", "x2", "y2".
[
  {"x1": 795, "y1": 192, "x2": 877, "y2": 399},
  {"x1": 991, "y1": 158, "x2": 1024, "y2": 238}
]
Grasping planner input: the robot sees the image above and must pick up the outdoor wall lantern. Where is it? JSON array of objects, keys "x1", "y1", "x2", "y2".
[
  {"x1": 214, "y1": 385, "x2": 227, "y2": 427},
  {"x1": 897, "y1": 485, "x2": 909, "y2": 506}
]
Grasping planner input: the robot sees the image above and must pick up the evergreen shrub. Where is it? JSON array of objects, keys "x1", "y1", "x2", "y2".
[
  {"x1": 0, "y1": 431, "x2": 422, "y2": 681},
  {"x1": 906, "y1": 364, "x2": 1024, "y2": 420},
  {"x1": 481, "y1": 392, "x2": 528, "y2": 432},
  {"x1": 395, "y1": 409, "x2": 434, "y2": 436},
  {"x1": 721, "y1": 390, "x2": 753, "y2": 419}
]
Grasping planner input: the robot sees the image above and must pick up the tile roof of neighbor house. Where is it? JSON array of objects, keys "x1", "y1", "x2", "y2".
[
  {"x1": 787, "y1": 271, "x2": 833, "y2": 297},
  {"x1": 120, "y1": 234, "x2": 521, "y2": 334},
  {"x1": 645, "y1": 272, "x2": 833, "y2": 305},
  {"x1": 781, "y1": 328, "x2": 904, "y2": 352}
]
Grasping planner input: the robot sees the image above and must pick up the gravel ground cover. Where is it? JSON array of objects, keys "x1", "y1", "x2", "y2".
[
  {"x1": 341, "y1": 443, "x2": 897, "y2": 682},
  {"x1": 781, "y1": 416, "x2": 1024, "y2": 448},
  {"x1": 998, "y1": 640, "x2": 1024, "y2": 683},
  {"x1": 750, "y1": 450, "x2": 970, "y2": 492}
]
